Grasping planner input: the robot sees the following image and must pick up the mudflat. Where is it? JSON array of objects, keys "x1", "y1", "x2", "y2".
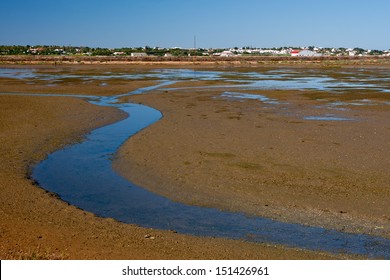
[
  {"x1": 0, "y1": 65, "x2": 336, "y2": 259},
  {"x1": 115, "y1": 69, "x2": 390, "y2": 239}
]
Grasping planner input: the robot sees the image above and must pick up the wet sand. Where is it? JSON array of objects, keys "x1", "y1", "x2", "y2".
[
  {"x1": 115, "y1": 80, "x2": 390, "y2": 239},
  {"x1": 0, "y1": 67, "x2": 337, "y2": 259}
]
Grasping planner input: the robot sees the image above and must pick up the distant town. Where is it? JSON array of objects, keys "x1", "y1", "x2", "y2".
[{"x1": 1, "y1": 45, "x2": 389, "y2": 57}]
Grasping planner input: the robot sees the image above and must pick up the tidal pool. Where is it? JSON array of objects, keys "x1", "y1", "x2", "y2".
[
  {"x1": 221, "y1": 91, "x2": 281, "y2": 104},
  {"x1": 303, "y1": 115, "x2": 354, "y2": 121}
]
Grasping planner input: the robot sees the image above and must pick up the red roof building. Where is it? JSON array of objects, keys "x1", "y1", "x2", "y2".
[{"x1": 290, "y1": 50, "x2": 301, "y2": 56}]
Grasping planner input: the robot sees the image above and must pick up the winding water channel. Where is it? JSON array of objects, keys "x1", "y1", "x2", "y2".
[
  {"x1": 29, "y1": 82, "x2": 390, "y2": 259},
  {"x1": 2, "y1": 67, "x2": 390, "y2": 258}
]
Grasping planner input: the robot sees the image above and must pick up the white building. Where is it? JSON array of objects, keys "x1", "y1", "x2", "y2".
[
  {"x1": 131, "y1": 52, "x2": 148, "y2": 57},
  {"x1": 220, "y1": 51, "x2": 235, "y2": 57},
  {"x1": 290, "y1": 50, "x2": 301, "y2": 56},
  {"x1": 297, "y1": 50, "x2": 321, "y2": 57}
]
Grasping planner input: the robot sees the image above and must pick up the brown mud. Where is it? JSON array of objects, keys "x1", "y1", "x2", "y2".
[
  {"x1": 115, "y1": 80, "x2": 390, "y2": 239},
  {"x1": 0, "y1": 65, "x2": 342, "y2": 259}
]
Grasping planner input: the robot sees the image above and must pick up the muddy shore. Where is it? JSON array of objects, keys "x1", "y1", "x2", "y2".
[
  {"x1": 1, "y1": 55, "x2": 390, "y2": 68},
  {"x1": 0, "y1": 65, "x2": 339, "y2": 259},
  {"x1": 114, "y1": 72, "x2": 390, "y2": 239}
]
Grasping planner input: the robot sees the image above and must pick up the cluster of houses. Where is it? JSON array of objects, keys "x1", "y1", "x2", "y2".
[
  {"x1": 26, "y1": 47, "x2": 321, "y2": 57},
  {"x1": 18, "y1": 46, "x2": 390, "y2": 57},
  {"x1": 212, "y1": 47, "x2": 390, "y2": 57},
  {"x1": 290, "y1": 49, "x2": 321, "y2": 57},
  {"x1": 213, "y1": 48, "x2": 320, "y2": 57}
]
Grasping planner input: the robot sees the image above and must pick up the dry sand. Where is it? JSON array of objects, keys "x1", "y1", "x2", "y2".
[{"x1": 0, "y1": 67, "x2": 337, "y2": 259}]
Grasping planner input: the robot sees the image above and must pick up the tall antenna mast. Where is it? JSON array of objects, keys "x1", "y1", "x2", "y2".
[{"x1": 194, "y1": 35, "x2": 196, "y2": 50}]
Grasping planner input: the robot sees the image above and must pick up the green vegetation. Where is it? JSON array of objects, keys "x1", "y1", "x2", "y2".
[
  {"x1": 1, "y1": 45, "x2": 388, "y2": 57},
  {"x1": 0, "y1": 45, "x2": 209, "y2": 57}
]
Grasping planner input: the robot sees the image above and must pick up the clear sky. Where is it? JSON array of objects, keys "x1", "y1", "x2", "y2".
[{"x1": 1, "y1": 0, "x2": 389, "y2": 50}]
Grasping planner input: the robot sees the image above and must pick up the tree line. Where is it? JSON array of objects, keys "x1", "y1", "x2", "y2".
[{"x1": 0, "y1": 45, "x2": 208, "y2": 56}]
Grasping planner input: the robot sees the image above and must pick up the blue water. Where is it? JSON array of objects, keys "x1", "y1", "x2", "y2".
[
  {"x1": 303, "y1": 115, "x2": 354, "y2": 121},
  {"x1": 221, "y1": 91, "x2": 281, "y2": 104},
  {"x1": 30, "y1": 83, "x2": 390, "y2": 259},
  {"x1": 2, "y1": 67, "x2": 390, "y2": 93}
]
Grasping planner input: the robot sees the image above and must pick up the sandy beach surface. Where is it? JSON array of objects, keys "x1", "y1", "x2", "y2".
[{"x1": 0, "y1": 64, "x2": 341, "y2": 260}]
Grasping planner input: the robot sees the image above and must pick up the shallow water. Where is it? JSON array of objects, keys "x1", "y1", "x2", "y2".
[
  {"x1": 29, "y1": 83, "x2": 390, "y2": 259},
  {"x1": 221, "y1": 91, "x2": 281, "y2": 104},
  {"x1": 2, "y1": 67, "x2": 390, "y2": 94},
  {"x1": 303, "y1": 115, "x2": 354, "y2": 121}
]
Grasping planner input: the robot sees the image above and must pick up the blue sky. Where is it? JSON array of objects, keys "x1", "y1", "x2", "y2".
[{"x1": 1, "y1": 0, "x2": 389, "y2": 49}]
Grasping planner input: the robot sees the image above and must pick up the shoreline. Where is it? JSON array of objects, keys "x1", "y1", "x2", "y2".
[{"x1": 1, "y1": 55, "x2": 390, "y2": 68}]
